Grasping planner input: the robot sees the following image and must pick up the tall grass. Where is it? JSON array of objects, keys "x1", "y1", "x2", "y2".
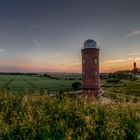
[{"x1": 0, "y1": 90, "x2": 140, "y2": 139}]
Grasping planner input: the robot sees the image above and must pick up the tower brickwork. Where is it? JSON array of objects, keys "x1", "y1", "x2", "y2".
[{"x1": 81, "y1": 39, "x2": 100, "y2": 96}]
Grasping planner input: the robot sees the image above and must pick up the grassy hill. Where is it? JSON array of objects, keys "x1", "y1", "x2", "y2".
[{"x1": 102, "y1": 79, "x2": 140, "y2": 96}]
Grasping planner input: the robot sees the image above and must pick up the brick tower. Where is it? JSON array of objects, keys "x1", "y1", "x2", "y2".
[{"x1": 81, "y1": 39, "x2": 100, "y2": 96}]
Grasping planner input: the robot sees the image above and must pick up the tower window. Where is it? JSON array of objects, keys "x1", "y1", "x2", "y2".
[
  {"x1": 83, "y1": 71, "x2": 85, "y2": 75},
  {"x1": 95, "y1": 71, "x2": 98, "y2": 76},
  {"x1": 94, "y1": 58, "x2": 98, "y2": 64},
  {"x1": 83, "y1": 82, "x2": 85, "y2": 86},
  {"x1": 95, "y1": 82, "x2": 98, "y2": 87},
  {"x1": 83, "y1": 59, "x2": 85, "y2": 64}
]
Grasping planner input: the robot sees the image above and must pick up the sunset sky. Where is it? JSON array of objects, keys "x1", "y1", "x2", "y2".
[{"x1": 0, "y1": 0, "x2": 140, "y2": 73}]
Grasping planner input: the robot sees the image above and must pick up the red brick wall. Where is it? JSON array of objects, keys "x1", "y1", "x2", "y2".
[{"x1": 82, "y1": 48, "x2": 100, "y2": 92}]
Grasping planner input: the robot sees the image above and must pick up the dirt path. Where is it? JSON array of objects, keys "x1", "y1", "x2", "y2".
[{"x1": 99, "y1": 96, "x2": 115, "y2": 104}]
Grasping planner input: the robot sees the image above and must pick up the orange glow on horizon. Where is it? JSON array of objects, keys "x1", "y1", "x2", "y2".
[{"x1": 0, "y1": 57, "x2": 140, "y2": 73}]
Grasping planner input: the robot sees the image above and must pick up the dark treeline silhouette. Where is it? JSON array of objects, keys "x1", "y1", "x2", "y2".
[
  {"x1": 0, "y1": 72, "x2": 39, "y2": 76},
  {"x1": 43, "y1": 73, "x2": 59, "y2": 80}
]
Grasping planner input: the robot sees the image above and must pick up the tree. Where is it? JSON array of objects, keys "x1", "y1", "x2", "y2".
[{"x1": 72, "y1": 82, "x2": 81, "y2": 91}]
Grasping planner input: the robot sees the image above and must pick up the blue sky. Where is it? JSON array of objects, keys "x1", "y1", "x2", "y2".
[{"x1": 0, "y1": 0, "x2": 140, "y2": 72}]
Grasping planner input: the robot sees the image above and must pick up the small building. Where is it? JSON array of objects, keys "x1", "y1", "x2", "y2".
[{"x1": 81, "y1": 39, "x2": 100, "y2": 96}]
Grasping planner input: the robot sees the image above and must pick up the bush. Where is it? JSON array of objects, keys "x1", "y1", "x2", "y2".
[
  {"x1": 107, "y1": 78, "x2": 120, "y2": 83},
  {"x1": 72, "y1": 82, "x2": 81, "y2": 90}
]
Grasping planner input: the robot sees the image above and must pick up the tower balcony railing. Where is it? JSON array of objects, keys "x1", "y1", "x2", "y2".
[{"x1": 81, "y1": 46, "x2": 100, "y2": 50}]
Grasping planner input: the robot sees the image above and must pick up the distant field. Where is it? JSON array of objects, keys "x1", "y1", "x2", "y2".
[
  {"x1": 0, "y1": 74, "x2": 82, "y2": 92},
  {"x1": 1, "y1": 74, "x2": 140, "y2": 97}
]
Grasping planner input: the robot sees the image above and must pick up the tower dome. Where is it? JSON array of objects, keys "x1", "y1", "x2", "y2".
[{"x1": 84, "y1": 39, "x2": 97, "y2": 49}]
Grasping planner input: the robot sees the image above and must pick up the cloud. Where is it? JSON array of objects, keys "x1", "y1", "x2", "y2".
[
  {"x1": 127, "y1": 57, "x2": 133, "y2": 61},
  {"x1": 103, "y1": 59, "x2": 125, "y2": 64},
  {"x1": 103, "y1": 56, "x2": 140, "y2": 64},
  {"x1": 135, "y1": 57, "x2": 140, "y2": 61},
  {"x1": 126, "y1": 30, "x2": 140, "y2": 37},
  {"x1": 31, "y1": 24, "x2": 48, "y2": 30},
  {"x1": 73, "y1": 44, "x2": 78, "y2": 48},
  {"x1": 11, "y1": 21, "x2": 24, "y2": 25},
  {"x1": 33, "y1": 40, "x2": 41, "y2": 47},
  {"x1": 127, "y1": 53, "x2": 140, "y2": 60},
  {"x1": 0, "y1": 49, "x2": 5, "y2": 52},
  {"x1": 128, "y1": 53, "x2": 140, "y2": 56}
]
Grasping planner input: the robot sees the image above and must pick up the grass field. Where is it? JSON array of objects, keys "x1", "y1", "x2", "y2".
[
  {"x1": 0, "y1": 91, "x2": 140, "y2": 139},
  {"x1": 0, "y1": 74, "x2": 81, "y2": 92},
  {"x1": 1, "y1": 74, "x2": 140, "y2": 97},
  {"x1": 102, "y1": 79, "x2": 140, "y2": 95},
  {"x1": 0, "y1": 75, "x2": 140, "y2": 139}
]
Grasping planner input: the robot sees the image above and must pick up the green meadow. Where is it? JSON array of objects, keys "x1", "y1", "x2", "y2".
[
  {"x1": 0, "y1": 74, "x2": 140, "y2": 139},
  {"x1": 101, "y1": 78, "x2": 140, "y2": 102},
  {"x1": 0, "y1": 74, "x2": 81, "y2": 92}
]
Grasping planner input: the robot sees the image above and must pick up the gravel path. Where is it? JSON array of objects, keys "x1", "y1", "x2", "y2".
[{"x1": 99, "y1": 96, "x2": 114, "y2": 104}]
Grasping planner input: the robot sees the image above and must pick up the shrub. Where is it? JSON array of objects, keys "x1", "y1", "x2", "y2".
[
  {"x1": 72, "y1": 82, "x2": 81, "y2": 90},
  {"x1": 107, "y1": 78, "x2": 120, "y2": 83}
]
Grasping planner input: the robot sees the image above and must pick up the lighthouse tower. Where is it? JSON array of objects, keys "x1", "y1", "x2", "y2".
[
  {"x1": 81, "y1": 39, "x2": 100, "y2": 96},
  {"x1": 134, "y1": 62, "x2": 136, "y2": 70}
]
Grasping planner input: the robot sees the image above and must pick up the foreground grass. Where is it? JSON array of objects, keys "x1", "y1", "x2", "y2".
[{"x1": 0, "y1": 91, "x2": 140, "y2": 140}]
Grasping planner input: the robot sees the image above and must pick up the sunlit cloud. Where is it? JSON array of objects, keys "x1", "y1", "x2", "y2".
[
  {"x1": 128, "y1": 53, "x2": 140, "y2": 56},
  {"x1": 101, "y1": 56, "x2": 140, "y2": 72},
  {"x1": 103, "y1": 55, "x2": 140, "y2": 64},
  {"x1": 46, "y1": 52, "x2": 62, "y2": 58},
  {"x1": 135, "y1": 57, "x2": 140, "y2": 61},
  {"x1": 103, "y1": 59, "x2": 126, "y2": 64},
  {"x1": 127, "y1": 57, "x2": 133, "y2": 61},
  {"x1": 126, "y1": 30, "x2": 140, "y2": 37}
]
